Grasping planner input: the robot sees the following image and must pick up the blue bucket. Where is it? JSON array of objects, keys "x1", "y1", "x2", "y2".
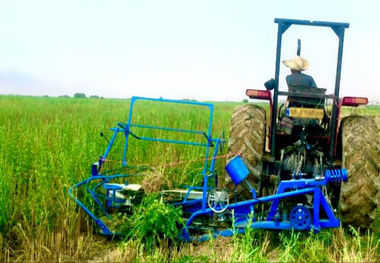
[{"x1": 225, "y1": 156, "x2": 249, "y2": 185}]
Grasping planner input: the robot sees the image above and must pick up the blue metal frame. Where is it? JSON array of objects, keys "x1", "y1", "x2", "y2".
[
  {"x1": 111, "y1": 96, "x2": 215, "y2": 174},
  {"x1": 178, "y1": 168, "x2": 347, "y2": 242},
  {"x1": 69, "y1": 96, "x2": 222, "y2": 236},
  {"x1": 68, "y1": 174, "x2": 131, "y2": 236},
  {"x1": 69, "y1": 96, "x2": 347, "y2": 242}
]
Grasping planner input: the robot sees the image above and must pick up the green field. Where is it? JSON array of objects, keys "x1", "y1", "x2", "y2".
[{"x1": 0, "y1": 95, "x2": 379, "y2": 262}]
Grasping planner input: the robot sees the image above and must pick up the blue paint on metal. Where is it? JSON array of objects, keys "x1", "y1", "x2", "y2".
[
  {"x1": 86, "y1": 177, "x2": 109, "y2": 216},
  {"x1": 289, "y1": 204, "x2": 311, "y2": 230},
  {"x1": 209, "y1": 139, "x2": 220, "y2": 174},
  {"x1": 69, "y1": 96, "x2": 223, "y2": 237},
  {"x1": 274, "y1": 18, "x2": 349, "y2": 29},
  {"x1": 91, "y1": 163, "x2": 98, "y2": 176},
  {"x1": 179, "y1": 171, "x2": 344, "y2": 241},
  {"x1": 103, "y1": 128, "x2": 120, "y2": 159},
  {"x1": 129, "y1": 123, "x2": 208, "y2": 137},
  {"x1": 325, "y1": 168, "x2": 347, "y2": 183},
  {"x1": 69, "y1": 178, "x2": 113, "y2": 235},
  {"x1": 121, "y1": 96, "x2": 215, "y2": 168},
  {"x1": 129, "y1": 136, "x2": 209, "y2": 147}
]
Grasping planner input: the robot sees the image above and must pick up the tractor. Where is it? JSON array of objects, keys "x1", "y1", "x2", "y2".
[
  {"x1": 227, "y1": 18, "x2": 380, "y2": 230},
  {"x1": 69, "y1": 18, "x2": 379, "y2": 242}
]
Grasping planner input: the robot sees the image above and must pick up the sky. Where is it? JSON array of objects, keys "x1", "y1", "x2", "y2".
[{"x1": 0, "y1": 0, "x2": 380, "y2": 102}]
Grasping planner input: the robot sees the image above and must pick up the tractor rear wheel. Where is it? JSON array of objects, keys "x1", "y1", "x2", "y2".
[
  {"x1": 339, "y1": 115, "x2": 380, "y2": 230},
  {"x1": 226, "y1": 104, "x2": 266, "y2": 199}
]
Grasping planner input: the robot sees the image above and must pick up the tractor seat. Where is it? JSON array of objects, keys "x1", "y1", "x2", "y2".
[{"x1": 287, "y1": 86, "x2": 326, "y2": 109}]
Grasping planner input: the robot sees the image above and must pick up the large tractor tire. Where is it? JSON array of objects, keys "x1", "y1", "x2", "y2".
[
  {"x1": 226, "y1": 104, "x2": 266, "y2": 199},
  {"x1": 339, "y1": 115, "x2": 380, "y2": 230}
]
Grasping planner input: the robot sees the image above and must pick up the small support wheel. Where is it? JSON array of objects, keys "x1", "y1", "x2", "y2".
[
  {"x1": 289, "y1": 204, "x2": 311, "y2": 230},
  {"x1": 207, "y1": 188, "x2": 229, "y2": 213}
]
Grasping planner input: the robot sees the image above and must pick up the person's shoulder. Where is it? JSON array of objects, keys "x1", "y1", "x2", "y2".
[
  {"x1": 301, "y1": 72, "x2": 317, "y2": 87},
  {"x1": 286, "y1": 74, "x2": 294, "y2": 80},
  {"x1": 301, "y1": 72, "x2": 314, "y2": 79}
]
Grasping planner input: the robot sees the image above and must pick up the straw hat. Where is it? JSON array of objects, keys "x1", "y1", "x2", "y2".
[{"x1": 282, "y1": 56, "x2": 309, "y2": 71}]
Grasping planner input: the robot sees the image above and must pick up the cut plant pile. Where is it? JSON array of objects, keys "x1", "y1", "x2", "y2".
[{"x1": 140, "y1": 170, "x2": 173, "y2": 194}]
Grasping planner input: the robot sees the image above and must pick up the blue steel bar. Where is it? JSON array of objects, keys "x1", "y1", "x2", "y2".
[
  {"x1": 135, "y1": 136, "x2": 209, "y2": 147},
  {"x1": 129, "y1": 123, "x2": 208, "y2": 137},
  {"x1": 69, "y1": 179, "x2": 113, "y2": 235},
  {"x1": 313, "y1": 187, "x2": 321, "y2": 229},
  {"x1": 203, "y1": 105, "x2": 214, "y2": 174},
  {"x1": 123, "y1": 97, "x2": 137, "y2": 166},
  {"x1": 209, "y1": 138, "x2": 220, "y2": 172},
  {"x1": 86, "y1": 177, "x2": 109, "y2": 216},
  {"x1": 131, "y1": 96, "x2": 214, "y2": 108},
  {"x1": 103, "y1": 128, "x2": 120, "y2": 158},
  {"x1": 201, "y1": 175, "x2": 209, "y2": 211}
]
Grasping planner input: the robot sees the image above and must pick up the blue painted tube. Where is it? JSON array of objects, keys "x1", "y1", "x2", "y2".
[
  {"x1": 209, "y1": 139, "x2": 220, "y2": 173},
  {"x1": 121, "y1": 96, "x2": 216, "y2": 168},
  {"x1": 274, "y1": 18, "x2": 349, "y2": 28},
  {"x1": 69, "y1": 174, "x2": 132, "y2": 236},
  {"x1": 129, "y1": 124, "x2": 207, "y2": 136},
  {"x1": 131, "y1": 96, "x2": 214, "y2": 108},
  {"x1": 86, "y1": 177, "x2": 109, "y2": 216},
  {"x1": 68, "y1": 180, "x2": 113, "y2": 236},
  {"x1": 136, "y1": 136, "x2": 209, "y2": 147},
  {"x1": 103, "y1": 128, "x2": 120, "y2": 158}
]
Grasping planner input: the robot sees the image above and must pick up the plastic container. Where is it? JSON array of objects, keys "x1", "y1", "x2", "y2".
[{"x1": 225, "y1": 155, "x2": 250, "y2": 185}]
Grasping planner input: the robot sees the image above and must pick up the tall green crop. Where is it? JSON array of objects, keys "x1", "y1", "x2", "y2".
[
  {"x1": 0, "y1": 96, "x2": 237, "y2": 250},
  {"x1": 1, "y1": 95, "x2": 378, "y2": 261}
]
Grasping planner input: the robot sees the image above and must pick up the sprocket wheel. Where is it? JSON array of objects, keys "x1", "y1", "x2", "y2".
[{"x1": 289, "y1": 204, "x2": 311, "y2": 230}]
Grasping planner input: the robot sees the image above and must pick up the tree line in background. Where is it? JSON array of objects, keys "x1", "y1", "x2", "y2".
[{"x1": 56, "y1": 93, "x2": 104, "y2": 99}]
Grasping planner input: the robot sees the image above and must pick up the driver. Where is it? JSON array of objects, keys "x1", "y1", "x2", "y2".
[{"x1": 283, "y1": 56, "x2": 317, "y2": 89}]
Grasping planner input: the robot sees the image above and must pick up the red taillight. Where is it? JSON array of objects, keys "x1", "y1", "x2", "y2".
[
  {"x1": 246, "y1": 89, "x2": 272, "y2": 100},
  {"x1": 341, "y1": 97, "x2": 368, "y2": 107}
]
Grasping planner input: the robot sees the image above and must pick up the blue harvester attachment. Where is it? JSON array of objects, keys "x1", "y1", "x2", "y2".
[{"x1": 69, "y1": 96, "x2": 347, "y2": 242}]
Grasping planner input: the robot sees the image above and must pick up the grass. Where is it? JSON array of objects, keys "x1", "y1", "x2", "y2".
[
  {"x1": 88, "y1": 228, "x2": 379, "y2": 262},
  {"x1": 0, "y1": 95, "x2": 379, "y2": 262}
]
